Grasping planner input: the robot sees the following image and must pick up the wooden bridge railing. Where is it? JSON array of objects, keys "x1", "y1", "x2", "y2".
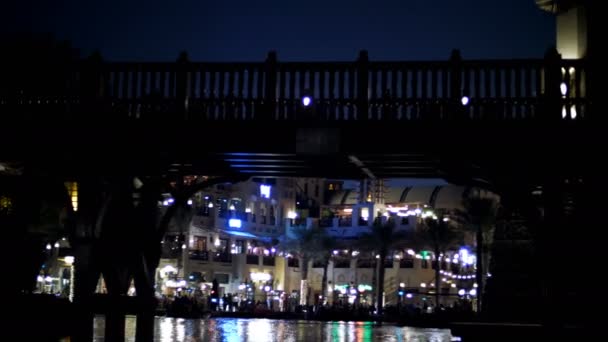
[{"x1": 1, "y1": 49, "x2": 589, "y2": 122}]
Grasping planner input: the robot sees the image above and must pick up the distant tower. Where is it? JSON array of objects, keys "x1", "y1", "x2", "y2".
[{"x1": 536, "y1": 0, "x2": 588, "y2": 58}]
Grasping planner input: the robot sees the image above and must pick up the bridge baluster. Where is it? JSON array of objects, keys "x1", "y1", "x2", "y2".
[
  {"x1": 473, "y1": 65, "x2": 481, "y2": 119},
  {"x1": 347, "y1": 66, "x2": 355, "y2": 120},
  {"x1": 264, "y1": 51, "x2": 278, "y2": 121},
  {"x1": 327, "y1": 68, "x2": 335, "y2": 120},
  {"x1": 356, "y1": 50, "x2": 369, "y2": 121}
]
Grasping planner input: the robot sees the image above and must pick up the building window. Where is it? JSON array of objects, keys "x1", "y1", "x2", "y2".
[
  {"x1": 304, "y1": 183, "x2": 308, "y2": 195},
  {"x1": 235, "y1": 240, "x2": 244, "y2": 254},
  {"x1": 314, "y1": 184, "x2": 319, "y2": 197},
  {"x1": 192, "y1": 236, "x2": 207, "y2": 251},
  {"x1": 328, "y1": 184, "x2": 334, "y2": 190},
  {"x1": 421, "y1": 260, "x2": 429, "y2": 269},
  {"x1": 400, "y1": 256, "x2": 414, "y2": 268}
]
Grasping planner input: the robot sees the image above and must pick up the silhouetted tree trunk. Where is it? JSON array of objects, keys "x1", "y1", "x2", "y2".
[
  {"x1": 476, "y1": 224, "x2": 483, "y2": 313},
  {"x1": 376, "y1": 251, "x2": 387, "y2": 320}
]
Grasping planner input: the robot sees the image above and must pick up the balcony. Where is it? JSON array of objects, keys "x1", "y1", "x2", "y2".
[
  {"x1": 213, "y1": 252, "x2": 232, "y2": 263},
  {"x1": 246, "y1": 254, "x2": 259, "y2": 265},
  {"x1": 189, "y1": 250, "x2": 209, "y2": 261}
]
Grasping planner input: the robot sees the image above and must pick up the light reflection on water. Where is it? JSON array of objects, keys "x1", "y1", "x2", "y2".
[{"x1": 92, "y1": 316, "x2": 454, "y2": 342}]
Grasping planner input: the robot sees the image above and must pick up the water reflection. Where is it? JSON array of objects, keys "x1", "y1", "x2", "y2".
[{"x1": 93, "y1": 316, "x2": 454, "y2": 342}]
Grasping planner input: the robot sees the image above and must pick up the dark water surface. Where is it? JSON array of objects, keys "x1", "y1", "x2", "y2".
[{"x1": 91, "y1": 315, "x2": 456, "y2": 341}]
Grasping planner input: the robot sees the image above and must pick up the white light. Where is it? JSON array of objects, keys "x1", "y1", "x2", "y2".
[
  {"x1": 407, "y1": 249, "x2": 415, "y2": 256},
  {"x1": 376, "y1": 255, "x2": 380, "y2": 259},
  {"x1": 238, "y1": 284, "x2": 246, "y2": 290},
  {"x1": 229, "y1": 204, "x2": 235, "y2": 210},
  {"x1": 168, "y1": 198, "x2": 174, "y2": 204},
  {"x1": 271, "y1": 247, "x2": 276, "y2": 253},
  {"x1": 560, "y1": 82, "x2": 568, "y2": 96},
  {"x1": 302, "y1": 96, "x2": 312, "y2": 107},
  {"x1": 350, "y1": 288, "x2": 357, "y2": 295},
  {"x1": 37, "y1": 275, "x2": 44, "y2": 282},
  {"x1": 382, "y1": 212, "x2": 389, "y2": 217},
  {"x1": 570, "y1": 105, "x2": 577, "y2": 119},
  {"x1": 442, "y1": 278, "x2": 447, "y2": 282},
  {"x1": 406, "y1": 293, "x2": 413, "y2": 299},
  {"x1": 562, "y1": 105, "x2": 567, "y2": 118},
  {"x1": 264, "y1": 286, "x2": 271, "y2": 292},
  {"x1": 451, "y1": 283, "x2": 456, "y2": 288},
  {"x1": 343, "y1": 208, "x2": 353, "y2": 213},
  {"x1": 187, "y1": 199, "x2": 193, "y2": 205},
  {"x1": 399, "y1": 282, "x2": 405, "y2": 287},
  {"x1": 208, "y1": 202, "x2": 214, "y2": 208},
  {"x1": 54, "y1": 242, "x2": 60, "y2": 248},
  {"x1": 245, "y1": 208, "x2": 252, "y2": 213},
  {"x1": 46, "y1": 244, "x2": 52, "y2": 250},
  {"x1": 466, "y1": 256, "x2": 475, "y2": 265},
  {"x1": 287, "y1": 211, "x2": 297, "y2": 219},
  {"x1": 469, "y1": 289, "x2": 477, "y2": 296},
  {"x1": 420, "y1": 283, "x2": 426, "y2": 288},
  {"x1": 214, "y1": 238, "x2": 220, "y2": 247},
  {"x1": 260, "y1": 185, "x2": 271, "y2": 198},
  {"x1": 250, "y1": 272, "x2": 272, "y2": 282},
  {"x1": 461, "y1": 96, "x2": 469, "y2": 106},
  {"x1": 64, "y1": 256, "x2": 75, "y2": 265},
  {"x1": 458, "y1": 289, "x2": 465, "y2": 296},
  {"x1": 351, "y1": 251, "x2": 359, "y2": 257},
  {"x1": 181, "y1": 244, "x2": 187, "y2": 249},
  {"x1": 333, "y1": 250, "x2": 339, "y2": 255},
  {"x1": 442, "y1": 217, "x2": 449, "y2": 222},
  {"x1": 228, "y1": 219, "x2": 242, "y2": 228}
]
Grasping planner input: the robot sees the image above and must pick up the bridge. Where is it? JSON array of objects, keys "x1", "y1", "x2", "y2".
[{"x1": 0, "y1": 48, "x2": 596, "y2": 185}]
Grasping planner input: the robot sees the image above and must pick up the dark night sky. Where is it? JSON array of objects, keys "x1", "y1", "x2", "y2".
[{"x1": 4, "y1": 0, "x2": 555, "y2": 61}]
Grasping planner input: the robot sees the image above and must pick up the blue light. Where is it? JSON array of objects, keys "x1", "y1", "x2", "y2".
[
  {"x1": 260, "y1": 184, "x2": 271, "y2": 198},
  {"x1": 228, "y1": 219, "x2": 242, "y2": 228},
  {"x1": 398, "y1": 291, "x2": 404, "y2": 296},
  {"x1": 302, "y1": 96, "x2": 312, "y2": 107}
]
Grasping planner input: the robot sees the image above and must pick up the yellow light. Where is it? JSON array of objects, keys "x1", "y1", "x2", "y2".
[{"x1": 64, "y1": 182, "x2": 78, "y2": 212}]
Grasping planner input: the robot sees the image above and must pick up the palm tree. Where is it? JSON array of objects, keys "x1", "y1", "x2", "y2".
[
  {"x1": 314, "y1": 233, "x2": 339, "y2": 305},
  {"x1": 357, "y1": 219, "x2": 409, "y2": 318},
  {"x1": 454, "y1": 193, "x2": 499, "y2": 313},
  {"x1": 416, "y1": 214, "x2": 464, "y2": 308},
  {"x1": 283, "y1": 225, "x2": 322, "y2": 306}
]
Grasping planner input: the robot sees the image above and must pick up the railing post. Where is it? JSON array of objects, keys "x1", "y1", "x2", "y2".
[
  {"x1": 176, "y1": 51, "x2": 189, "y2": 120},
  {"x1": 356, "y1": 50, "x2": 369, "y2": 120},
  {"x1": 543, "y1": 47, "x2": 562, "y2": 121},
  {"x1": 264, "y1": 51, "x2": 278, "y2": 121},
  {"x1": 449, "y1": 49, "x2": 462, "y2": 120}
]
